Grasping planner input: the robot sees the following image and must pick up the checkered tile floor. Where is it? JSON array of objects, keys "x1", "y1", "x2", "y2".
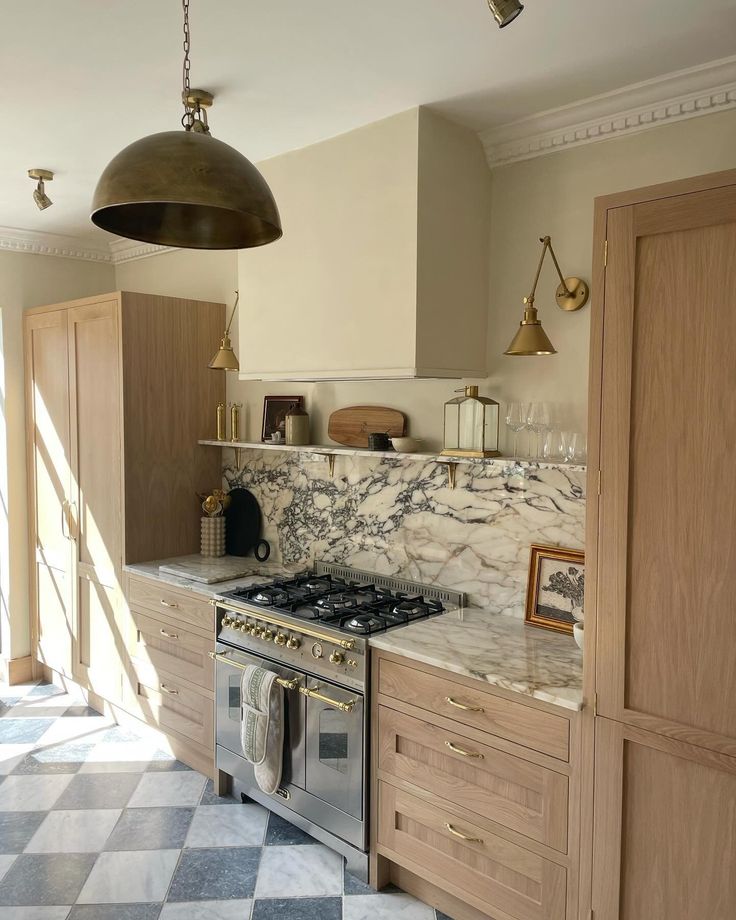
[{"x1": 0, "y1": 679, "x2": 454, "y2": 919}]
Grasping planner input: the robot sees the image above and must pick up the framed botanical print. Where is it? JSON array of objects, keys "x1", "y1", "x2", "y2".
[{"x1": 524, "y1": 544, "x2": 585, "y2": 635}]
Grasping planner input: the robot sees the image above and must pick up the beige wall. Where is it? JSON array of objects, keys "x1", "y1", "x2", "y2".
[
  {"x1": 1, "y1": 252, "x2": 114, "y2": 660},
  {"x1": 111, "y1": 109, "x2": 736, "y2": 456}
]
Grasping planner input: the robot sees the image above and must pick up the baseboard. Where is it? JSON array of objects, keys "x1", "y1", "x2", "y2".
[
  {"x1": 1, "y1": 654, "x2": 34, "y2": 685},
  {"x1": 389, "y1": 863, "x2": 496, "y2": 920}
]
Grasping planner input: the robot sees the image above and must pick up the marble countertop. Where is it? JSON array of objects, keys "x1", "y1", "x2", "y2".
[
  {"x1": 370, "y1": 607, "x2": 583, "y2": 712},
  {"x1": 124, "y1": 556, "x2": 302, "y2": 598}
]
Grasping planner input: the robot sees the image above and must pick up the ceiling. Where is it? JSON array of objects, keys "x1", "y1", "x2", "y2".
[{"x1": 4, "y1": 0, "x2": 736, "y2": 244}]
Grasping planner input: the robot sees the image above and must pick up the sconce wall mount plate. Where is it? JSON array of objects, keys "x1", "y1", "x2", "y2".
[{"x1": 556, "y1": 277, "x2": 589, "y2": 312}]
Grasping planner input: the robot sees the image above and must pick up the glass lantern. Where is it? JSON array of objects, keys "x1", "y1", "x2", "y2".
[{"x1": 441, "y1": 386, "x2": 500, "y2": 458}]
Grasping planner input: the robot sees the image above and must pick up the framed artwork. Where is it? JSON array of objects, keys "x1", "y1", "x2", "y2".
[
  {"x1": 262, "y1": 395, "x2": 303, "y2": 442},
  {"x1": 524, "y1": 544, "x2": 585, "y2": 635}
]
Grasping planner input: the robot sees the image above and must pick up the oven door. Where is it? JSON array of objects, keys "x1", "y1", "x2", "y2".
[
  {"x1": 304, "y1": 678, "x2": 364, "y2": 820},
  {"x1": 214, "y1": 642, "x2": 306, "y2": 789}
]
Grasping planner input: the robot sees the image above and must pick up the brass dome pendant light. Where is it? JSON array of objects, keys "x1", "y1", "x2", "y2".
[
  {"x1": 505, "y1": 236, "x2": 589, "y2": 356},
  {"x1": 91, "y1": 0, "x2": 281, "y2": 250}
]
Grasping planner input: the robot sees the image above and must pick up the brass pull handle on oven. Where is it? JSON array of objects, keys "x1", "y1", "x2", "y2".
[
  {"x1": 160, "y1": 628, "x2": 179, "y2": 640},
  {"x1": 445, "y1": 696, "x2": 484, "y2": 713},
  {"x1": 444, "y1": 822, "x2": 483, "y2": 844},
  {"x1": 207, "y1": 651, "x2": 299, "y2": 691},
  {"x1": 160, "y1": 683, "x2": 179, "y2": 695},
  {"x1": 160, "y1": 599, "x2": 179, "y2": 609},
  {"x1": 445, "y1": 740, "x2": 484, "y2": 759},
  {"x1": 299, "y1": 685, "x2": 356, "y2": 714}
]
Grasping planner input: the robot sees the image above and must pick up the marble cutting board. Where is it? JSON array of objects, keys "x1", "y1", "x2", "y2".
[{"x1": 158, "y1": 555, "x2": 260, "y2": 584}]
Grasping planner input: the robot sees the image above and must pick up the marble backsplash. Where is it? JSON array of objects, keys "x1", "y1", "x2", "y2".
[{"x1": 223, "y1": 451, "x2": 585, "y2": 616}]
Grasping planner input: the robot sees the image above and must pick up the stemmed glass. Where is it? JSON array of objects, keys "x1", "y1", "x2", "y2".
[
  {"x1": 566, "y1": 432, "x2": 587, "y2": 464},
  {"x1": 504, "y1": 401, "x2": 526, "y2": 459},
  {"x1": 526, "y1": 402, "x2": 551, "y2": 459}
]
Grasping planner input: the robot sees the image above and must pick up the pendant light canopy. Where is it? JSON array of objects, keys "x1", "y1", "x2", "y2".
[
  {"x1": 504, "y1": 236, "x2": 589, "y2": 357},
  {"x1": 91, "y1": 2, "x2": 281, "y2": 250}
]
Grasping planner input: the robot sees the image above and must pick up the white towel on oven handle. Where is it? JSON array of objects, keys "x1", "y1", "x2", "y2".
[{"x1": 240, "y1": 664, "x2": 284, "y2": 795}]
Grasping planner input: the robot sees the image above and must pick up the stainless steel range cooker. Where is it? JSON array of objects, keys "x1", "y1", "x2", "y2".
[{"x1": 211, "y1": 562, "x2": 464, "y2": 881}]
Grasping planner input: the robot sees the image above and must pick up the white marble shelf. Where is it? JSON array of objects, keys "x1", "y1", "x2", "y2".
[{"x1": 198, "y1": 439, "x2": 586, "y2": 473}]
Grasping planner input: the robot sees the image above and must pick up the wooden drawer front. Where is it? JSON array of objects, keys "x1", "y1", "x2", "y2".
[
  {"x1": 130, "y1": 661, "x2": 214, "y2": 750},
  {"x1": 378, "y1": 658, "x2": 569, "y2": 762},
  {"x1": 127, "y1": 576, "x2": 213, "y2": 633},
  {"x1": 378, "y1": 706, "x2": 568, "y2": 853},
  {"x1": 131, "y1": 609, "x2": 213, "y2": 692},
  {"x1": 379, "y1": 782, "x2": 566, "y2": 920}
]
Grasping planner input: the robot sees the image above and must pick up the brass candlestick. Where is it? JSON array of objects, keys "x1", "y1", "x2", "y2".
[
  {"x1": 230, "y1": 403, "x2": 242, "y2": 442},
  {"x1": 216, "y1": 402, "x2": 226, "y2": 441}
]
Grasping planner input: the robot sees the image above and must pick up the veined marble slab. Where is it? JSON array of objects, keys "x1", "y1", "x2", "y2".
[
  {"x1": 370, "y1": 607, "x2": 583, "y2": 711},
  {"x1": 124, "y1": 557, "x2": 302, "y2": 598},
  {"x1": 225, "y1": 452, "x2": 585, "y2": 615}
]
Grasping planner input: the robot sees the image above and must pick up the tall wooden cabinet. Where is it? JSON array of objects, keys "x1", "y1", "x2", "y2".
[
  {"x1": 25, "y1": 291, "x2": 224, "y2": 706},
  {"x1": 586, "y1": 170, "x2": 736, "y2": 919}
]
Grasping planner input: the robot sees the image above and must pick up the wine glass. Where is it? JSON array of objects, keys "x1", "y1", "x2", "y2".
[
  {"x1": 543, "y1": 429, "x2": 567, "y2": 462},
  {"x1": 566, "y1": 432, "x2": 587, "y2": 464},
  {"x1": 527, "y1": 402, "x2": 551, "y2": 458},
  {"x1": 504, "y1": 401, "x2": 526, "y2": 458}
]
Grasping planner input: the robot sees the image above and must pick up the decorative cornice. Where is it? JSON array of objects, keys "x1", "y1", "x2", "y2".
[
  {"x1": 481, "y1": 55, "x2": 736, "y2": 167},
  {"x1": 108, "y1": 237, "x2": 175, "y2": 263},
  {"x1": 0, "y1": 226, "x2": 111, "y2": 263}
]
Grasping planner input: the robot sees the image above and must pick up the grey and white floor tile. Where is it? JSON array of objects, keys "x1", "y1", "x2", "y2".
[{"x1": 0, "y1": 678, "x2": 454, "y2": 919}]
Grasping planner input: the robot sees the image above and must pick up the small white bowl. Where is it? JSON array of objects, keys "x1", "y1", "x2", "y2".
[
  {"x1": 573, "y1": 622, "x2": 584, "y2": 651},
  {"x1": 390, "y1": 437, "x2": 423, "y2": 453}
]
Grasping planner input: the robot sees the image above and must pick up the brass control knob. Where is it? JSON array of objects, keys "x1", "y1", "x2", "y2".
[
  {"x1": 329, "y1": 651, "x2": 345, "y2": 665},
  {"x1": 274, "y1": 633, "x2": 287, "y2": 647},
  {"x1": 222, "y1": 616, "x2": 233, "y2": 628},
  {"x1": 261, "y1": 629, "x2": 274, "y2": 642},
  {"x1": 252, "y1": 626, "x2": 263, "y2": 638},
  {"x1": 238, "y1": 622, "x2": 248, "y2": 632},
  {"x1": 286, "y1": 637, "x2": 300, "y2": 650}
]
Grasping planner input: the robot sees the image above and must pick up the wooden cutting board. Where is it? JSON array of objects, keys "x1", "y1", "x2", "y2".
[{"x1": 328, "y1": 406, "x2": 406, "y2": 448}]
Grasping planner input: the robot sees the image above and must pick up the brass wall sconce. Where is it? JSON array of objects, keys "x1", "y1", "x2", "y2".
[
  {"x1": 487, "y1": 0, "x2": 524, "y2": 28},
  {"x1": 504, "y1": 235, "x2": 589, "y2": 356},
  {"x1": 28, "y1": 169, "x2": 53, "y2": 210},
  {"x1": 209, "y1": 291, "x2": 240, "y2": 371}
]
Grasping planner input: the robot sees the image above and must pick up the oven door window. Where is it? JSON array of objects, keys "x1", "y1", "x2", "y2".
[{"x1": 305, "y1": 681, "x2": 364, "y2": 820}]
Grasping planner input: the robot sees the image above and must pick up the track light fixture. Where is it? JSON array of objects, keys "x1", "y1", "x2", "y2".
[
  {"x1": 487, "y1": 0, "x2": 524, "y2": 28},
  {"x1": 28, "y1": 169, "x2": 53, "y2": 210}
]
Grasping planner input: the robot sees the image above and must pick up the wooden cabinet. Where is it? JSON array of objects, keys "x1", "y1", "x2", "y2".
[
  {"x1": 586, "y1": 169, "x2": 736, "y2": 920},
  {"x1": 372, "y1": 650, "x2": 580, "y2": 920},
  {"x1": 24, "y1": 292, "x2": 223, "y2": 760}
]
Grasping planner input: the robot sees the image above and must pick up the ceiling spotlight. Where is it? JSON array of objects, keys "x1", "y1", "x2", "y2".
[
  {"x1": 487, "y1": 0, "x2": 524, "y2": 28},
  {"x1": 28, "y1": 169, "x2": 53, "y2": 210}
]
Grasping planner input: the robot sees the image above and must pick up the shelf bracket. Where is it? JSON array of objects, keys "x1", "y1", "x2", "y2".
[
  {"x1": 446, "y1": 461, "x2": 458, "y2": 489},
  {"x1": 233, "y1": 446, "x2": 244, "y2": 472},
  {"x1": 326, "y1": 453, "x2": 336, "y2": 477}
]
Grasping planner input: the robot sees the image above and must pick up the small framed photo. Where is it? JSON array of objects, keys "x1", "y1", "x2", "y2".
[
  {"x1": 262, "y1": 395, "x2": 303, "y2": 442},
  {"x1": 524, "y1": 544, "x2": 585, "y2": 635}
]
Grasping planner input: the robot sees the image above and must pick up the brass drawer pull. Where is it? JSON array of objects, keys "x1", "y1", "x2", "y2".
[
  {"x1": 445, "y1": 740, "x2": 484, "y2": 759},
  {"x1": 298, "y1": 685, "x2": 356, "y2": 714},
  {"x1": 159, "y1": 628, "x2": 179, "y2": 640},
  {"x1": 445, "y1": 696, "x2": 484, "y2": 713},
  {"x1": 160, "y1": 599, "x2": 179, "y2": 609},
  {"x1": 160, "y1": 683, "x2": 179, "y2": 695},
  {"x1": 444, "y1": 822, "x2": 483, "y2": 844}
]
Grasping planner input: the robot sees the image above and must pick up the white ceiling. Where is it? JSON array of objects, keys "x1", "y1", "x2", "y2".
[{"x1": 4, "y1": 0, "x2": 736, "y2": 244}]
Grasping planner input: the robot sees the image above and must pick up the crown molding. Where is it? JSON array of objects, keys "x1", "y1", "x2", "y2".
[
  {"x1": 480, "y1": 55, "x2": 736, "y2": 167},
  {"x1": 0, "y1": 226, "x2": 112, "y2": 262},
  {"x1": 108, "y1": 237, "x2": 175, "y2": 264}
]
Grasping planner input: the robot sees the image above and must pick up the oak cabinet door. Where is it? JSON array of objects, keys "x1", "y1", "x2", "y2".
[
  {"x1": 25, "y1": 310, "x2": 73, "y2": 677},
  {"x1": 67, "y1": 299, "x2": 123, "y2": 702}
]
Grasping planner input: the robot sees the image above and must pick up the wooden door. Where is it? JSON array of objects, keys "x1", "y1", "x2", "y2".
[
  {"x1": 67, "y1": 298, "x2": 123, "y2": 702},
  {"x1": 590, "y1": 173, "x2": 736, "y2": 919},
  {"x1": 24, "y1": 310, "x2": 73, "y2": 676}
]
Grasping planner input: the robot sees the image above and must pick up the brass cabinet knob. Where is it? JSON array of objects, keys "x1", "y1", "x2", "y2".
[
  {"x1": 329, "y1": 651, "x2": 344, "y2": 665},
  {"x1": 286, "y1": 637, "x2": 300, "y2": 650},
  {"x1": 274, "y1": 633, "x2": 287, "y2": 646}
]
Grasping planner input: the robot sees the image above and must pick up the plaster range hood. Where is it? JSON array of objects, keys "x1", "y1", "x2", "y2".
[{"x1": 238, "y1": 107, "x2": 492, "y2": 381}]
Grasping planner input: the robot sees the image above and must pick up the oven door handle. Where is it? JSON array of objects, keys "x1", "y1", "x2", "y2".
[
  {"x1": 299, "y1": 685, "x2": 357, "y2": 714},
  {"x1": 208, "y1": 651, "x2": 300, "y2": 691}
]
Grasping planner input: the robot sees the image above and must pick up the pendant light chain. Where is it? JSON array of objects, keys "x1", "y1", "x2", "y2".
[{"x1": 181, "y1": 0, "x2": 194, "y2": 130}]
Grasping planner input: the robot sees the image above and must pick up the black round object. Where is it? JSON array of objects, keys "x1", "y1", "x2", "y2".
[{"x1": 225, "y1": 488, "x2": 270, "y2": 558}]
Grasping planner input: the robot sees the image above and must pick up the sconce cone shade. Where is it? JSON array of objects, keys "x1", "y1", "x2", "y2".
[
  {"x1": 505, "y1": 306, "x2": 557, "y2": 356},
  {"x1": 91, "y1": 130, "x2": 282, "y2": 250},
  {"x1": 209, "y1": 333, "x2": 240, "y2": 371},
  {"x1": 487, "y1": 0, "x2": 524, "y2": 27}
]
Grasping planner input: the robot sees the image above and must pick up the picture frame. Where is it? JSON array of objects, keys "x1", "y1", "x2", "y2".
[
  {"x1": 262, "y1": 395, "x2": 304, "y2": 442},
  {"x1": 524, "y1": 543, "x2": 585, "y2": 635}
]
